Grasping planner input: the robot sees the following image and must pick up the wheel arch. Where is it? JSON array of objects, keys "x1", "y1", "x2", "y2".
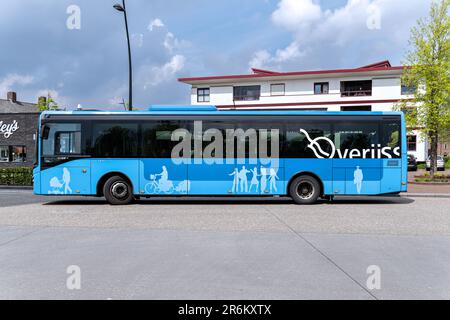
[
  {"x1": 287, "y1": 171, "x2": 324, "y2": 197},
  {"x1": 96, "y1": 172, "x2": 134, "y2": 196}
]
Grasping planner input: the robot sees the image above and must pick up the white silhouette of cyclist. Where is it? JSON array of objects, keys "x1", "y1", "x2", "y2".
[{"x1": 153, "y1": 166, "x2": 173, "y2": 193}]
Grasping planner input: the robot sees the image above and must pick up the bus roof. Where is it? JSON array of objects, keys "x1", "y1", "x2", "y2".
[{"x1": 41, "y1": 105, "x2": 403, "y2": 117}]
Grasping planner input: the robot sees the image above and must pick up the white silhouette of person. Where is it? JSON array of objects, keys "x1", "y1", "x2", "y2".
[
  {"x1": 238, "y1": 166, "x2": 250, "y2": 192},
  {"x1": 155, "y1": 166, "x2": 171, "y2": 192},
  {"x1": 260, "y1": 167, "x2": 268, "y2": 194},
  {"x1": 249, "y1": 167, "x2": 259, "y2": 193},
  {"x1": 354, "y1": 166, "x2": 363, "y2": 194},
  {"x1": 269, "y1": 168, "x2": 279, "y2": 193},
  {"x1": 62, "y1": 167, "x2": 72, "y2": 194},
  {"x1": 229, "y1": 168, "x2": 239, "y2": 193}
]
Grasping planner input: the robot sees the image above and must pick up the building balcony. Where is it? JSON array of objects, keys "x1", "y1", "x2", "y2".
[{"x1": 340, "y1": 90, "x2": 372, "y2": 97}]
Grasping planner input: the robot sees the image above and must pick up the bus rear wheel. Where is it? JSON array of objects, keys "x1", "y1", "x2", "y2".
[
  {"x1": 103, "y1": 176, "x2": 133, "y2": 205},
  {"x1": 289, "y1": 175, "x2": 321, "y2": 205}
]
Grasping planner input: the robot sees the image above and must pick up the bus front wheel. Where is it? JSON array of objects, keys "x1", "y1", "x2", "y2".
[
  {"x1": 103, "y1": 176, "x2": 133, "y2": 205},
  {"x1": 289, "y1": 175, "x2": 321, "y2": 205}
]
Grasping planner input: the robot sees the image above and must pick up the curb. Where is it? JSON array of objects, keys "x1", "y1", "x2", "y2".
[
  {"x1": 0, "y1": 185, "x2": 33, "y2": 190},
  {"x1": 401, "y1": 193, "x2": 450, "y2": 198},
  {"x1": 408, "y1": 182, "x2": 450, "y2": 185}
]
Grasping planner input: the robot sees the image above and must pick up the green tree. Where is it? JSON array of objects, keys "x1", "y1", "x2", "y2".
[
  {"x1": 37, "y1": 93, "x2": 59, "y2": 111},
  {"x1": 398, "y1": 0, "x2": 450, "y2": 178}
]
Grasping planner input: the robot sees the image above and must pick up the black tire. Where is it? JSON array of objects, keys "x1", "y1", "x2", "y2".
[
  {"x1": 289, "y1": 175, "x2": 321, "y2": 204},
  {"x1": 103, "y1": 176, "x2": 133, "y2": 205}
]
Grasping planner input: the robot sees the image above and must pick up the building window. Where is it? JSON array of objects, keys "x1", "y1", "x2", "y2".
[
  {"x1": 401, "y1": 84, "x2": 416, "y2": 95},
  {"x1": 270, "y1": 83, "x2": 285, "y2": 96},
  {"x1": 197, "y1": 88, "x2": 210, "y2": 102},
  {"x1": 341, "y1": 80, "x2": 372, "y2": 97},
  {"x1": 0, "y1": 145, "x2": 26, "y2": 162},
  {"x1": 0, "y1": 146, "x2": 9, "y2": 162},
  {"x1": 340, "y1": 105, "x2": 372, "y2": 111},
  {"x1": 314, "y1": 82, "x2": 329, "y2": 94},
  {"x1": 407, "y1": 135, "x2": 417, "y2": 151},
  {"x1": 11, "y1": 146, "x2": 26, "y2": 162},
  {"x1": 233, "y1": 85, "x2": 261, "y2": 101}
]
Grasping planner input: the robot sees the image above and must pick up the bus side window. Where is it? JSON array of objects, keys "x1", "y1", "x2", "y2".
[
  {"x1": 284, "y1": 122, "x2": 332, "y2": 158},
  {"x1": 381, "y1": 120, "x2": 401, "y2": 158},
  {"x1": 54, "y1": 131, "x2": 81, "y2": 155},
  {"x1": 91, "y1": 122, "x2": 138, "y2": 158},
  {"x1": 142, "y1": 120, "x2": 188, "y2": 158},
  {"x1": 333, "y1": 122, "x2": 378, "y2": 157},
  {"x1": 42, "y1": 123, "x2": 81, "y2": 157}
]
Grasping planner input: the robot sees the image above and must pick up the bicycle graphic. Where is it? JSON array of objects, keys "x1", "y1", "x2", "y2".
[
  {"x1": 145, "y1": 173, "x2": 174, "y2": 194},
  {"x1": 144, "y1": 166, "x2": 190, "y2": 194}
]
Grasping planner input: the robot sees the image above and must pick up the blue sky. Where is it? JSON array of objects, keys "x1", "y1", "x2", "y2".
[{"x1": 0, "y1": 0, "x2": 431, "y2": 109}]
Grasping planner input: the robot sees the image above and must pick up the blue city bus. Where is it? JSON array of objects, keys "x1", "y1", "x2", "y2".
[{"x1": 33, "y1": 105, "x2": 407, "y2": 205}]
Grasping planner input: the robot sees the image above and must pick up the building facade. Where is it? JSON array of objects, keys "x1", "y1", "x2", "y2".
[
  {"x1": 0, "y1": 92, "x2": 40, "y2": 168},
  {"x1": 179, "y1": 60, "x2": 427, "y2": 161}
]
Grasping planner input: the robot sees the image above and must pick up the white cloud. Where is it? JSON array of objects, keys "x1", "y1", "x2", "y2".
[
  {"x1": 163, "y1": 32, "x2": 179, "y2": 53},
  {"x1": 140, "y1": 54, "x2": 186, "y2": 88},
  {"x1": 36, "y1": 89, "x2": 59, "y2": 99},
  {"x1": 131, "y1": 33, "x2": 144, "y2": 47},
  {"x1": 35, "y1": 89, "x2": 70, "y2": 107},
  {"x1": 147, "y1": 18, "x2": 164, "y2": 31},
  {"x1": 271, "y1": 0, "x2": 322, "y2": 31},
  {"x1": 250, "y1": 0, "x2": 430, "y2": 70},
  {"x1": 249, "y1": 42, "x2": 304, "y2": 69},
  {"x1": 0, "y1": 74, "x2": 33, "y2": 98},
  {"x1": 147, "y1": 18, "x2": 188, "y2": 54},
  {"x1": 249, "y1": 50, "x2": 272, "y2": 69}
]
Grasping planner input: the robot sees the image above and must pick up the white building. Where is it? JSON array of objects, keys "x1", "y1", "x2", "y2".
[{"x1": 178, "y1": 60, "x2": 427, "y2": 161}]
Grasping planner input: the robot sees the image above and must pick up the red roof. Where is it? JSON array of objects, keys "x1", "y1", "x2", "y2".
[
  {"x1": 360, "y1": 60, "x2": 392, "y2": 68},
  {"x1": 178, "y1": 60, "x2": 405, "y2": 84}
]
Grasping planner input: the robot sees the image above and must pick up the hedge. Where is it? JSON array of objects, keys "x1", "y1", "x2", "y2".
[{"x1": 0, "y1": 167, "x2": 33, "y2": 186}]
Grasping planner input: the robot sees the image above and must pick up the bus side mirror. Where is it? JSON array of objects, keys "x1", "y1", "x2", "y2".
[{"x1": 42, "y1": 125, "x2": 50, "y2": 140}]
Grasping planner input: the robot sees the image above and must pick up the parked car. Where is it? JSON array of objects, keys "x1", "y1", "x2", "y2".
[
  {"x1": 426, "y1": 155, "x2": 445, "y2": 171},
  {"x1": 407, "y1": 154, "x2": 417, "y2": 171}
]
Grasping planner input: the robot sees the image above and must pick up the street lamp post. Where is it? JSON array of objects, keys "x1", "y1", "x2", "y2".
[{"x1": 113, "y1": 0, "x2": 132, "y2": 111}]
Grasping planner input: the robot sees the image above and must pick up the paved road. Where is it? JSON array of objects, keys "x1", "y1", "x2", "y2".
[{"x1": 1, "y1": 190, "x2": 450, "y2": 299}]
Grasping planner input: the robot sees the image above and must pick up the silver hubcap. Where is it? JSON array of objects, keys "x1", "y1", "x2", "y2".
[
  {"x1": 111, "y1": 182, "x2": 128, "y2": 199},
  {"x1": 297, "y1": 181, "x2": 314, "y2": 200}
]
